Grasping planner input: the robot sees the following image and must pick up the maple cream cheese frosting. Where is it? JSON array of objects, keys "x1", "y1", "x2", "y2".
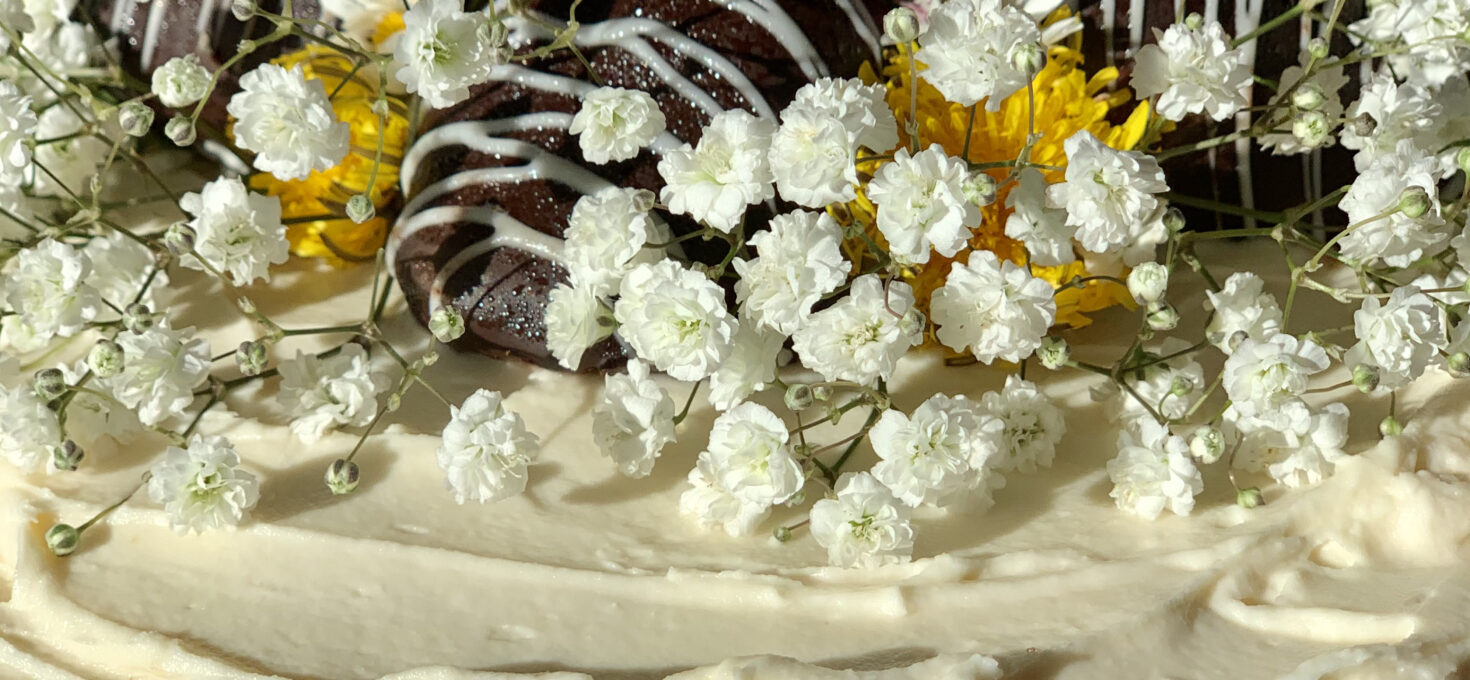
[{"x1": 1, "y1": 240, "x2": 1469, "y2": 680}]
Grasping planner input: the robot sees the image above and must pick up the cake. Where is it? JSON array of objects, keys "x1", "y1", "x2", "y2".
[{"x1": 3, "y1": 0, "x2": 1470, "y2": 678}]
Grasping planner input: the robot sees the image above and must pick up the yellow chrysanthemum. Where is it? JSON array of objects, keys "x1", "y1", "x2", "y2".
[
  {"x1": 838, "y1": 33, "x2": 1152, "y2": 337},
  {"x1": 245, "y1": 46, "x2": 410, "y2": 265}
]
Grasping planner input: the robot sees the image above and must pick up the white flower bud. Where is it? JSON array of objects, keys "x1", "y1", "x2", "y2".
[
  {"x1": 1162, "y1": 206, "x2": 1186, "y2": 233},
  {"x1": 628, "y1": 188, "x2": 656, "y2": 213},
  {"x1": 1169, "y1": 374, "x2": 1195, "y2": 397},
  {"x1": 1349, "y1": 112, "x2": 1377, "y2": 138},
  {"x1": 1236, "y1": 487, "x2": 1264, "y2": 508},
  {"x1": 33, "y1": 368, "x2": 66, "y2": 402},
  {"x1": 1290, "y1": 83, "x2": 1326, "y2": 111},
  {"x1": 164, "y1": 221, "x2": 196, "y2": 255},
  {"x1": 784, "y1": 383, "x2": 814, "y2": 411},
  {"x1": 164, "y1": 116, "x2": 195, "y2": 146},
  {"x1": 962, "y1": 172, "x2": 998, "y2": 207},
  {"x1": 1379, "y1": 414, "x2": 1402, "y2": 437},
  {"x1": 1397, "y1": 186, "x2": 1431, "y2": 218},
  {"x1": 123, "y1": 303, "x2": 154, "y2": 333},
  {"x1": 1183, "y1": 12, "x2": 1204, "y2": 30},
  {"x1": 87, "y1": 339, "x2": 125, "y2": 377},
  {"x1": 324, "y1": 458, "x2": 361, "y2": 495},
  {"x1": 1126, "y1": 262, "x2": 1169, "y2": 305},
  {"x1": 1307, "y1": 37, "x2": 1329, "y2": 59},
  {"x1": 772, "y1": 525, "x2": 794, "y2": 542},
  {"x1": 117, "y1": 102, "x2": 154, "y2": 137},
  {"x1": 1038, "y1": 335, "x2": 1070, "y2": 370},
  {"x1": 231, "y1": 0, "x2": 255, "y2": 20},
  {"x1": 1010, "y1": 42, "x2": 1046, "y2": 75},
  {"x1": 1146, "y1": 302, "x2": 1180, "y2": 331},
  {"x1": 1352, "y1": 363, "x2": 1381, "y2": 393},
  {"x1": 883, "y1": 7, "x2": 920, "y2": 44},
  {"x1": 1189, "y1": 426, "x2": 1225, "y2": 464},
  {"x1": 346, "y1": 194, "x2": 375, "y2": 224},
  {"x1": 45, "y1": 524, "x2": 80, "y2": 557},
  {"x1": 1447, "y1": 352, "x2": 1470, "y2": 377},
  {"x1": 1291, "y1": 110, "x2": 1332, "y2": 149},
  {"x1": 811, "y1": 385, "x2": 834, "y2": 402},
  {"x1": 236, "y1": 340, "x2": 269, "y2": 377},
  {"x1": 420, "y1": 349, "x2": 440, "y2": 367},
  {"x1": 428, "y1": 306, "x2": 466, "y2": 343},
  {"x1": 52, "y1": 440, "x2": 83, "y2": 471}
]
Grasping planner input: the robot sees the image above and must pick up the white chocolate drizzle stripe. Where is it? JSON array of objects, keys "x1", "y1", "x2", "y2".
[
  {"x1": 139, "y1": 0, "x2": 170, "y2": 70},
  {"x1": 724, "y1": 0, "x2": 829, "y2": 80},
  {"x1": 417, "y1": 205, "x2": 567, "y2": 312},
  {"x1": 506, "y1": 14, "x2": 766, "y2": 120},
  {"x1": 831, "y1": 0, "x2": 882, "y2": 64}
]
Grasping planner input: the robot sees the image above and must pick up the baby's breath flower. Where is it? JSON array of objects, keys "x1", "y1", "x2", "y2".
[
  {"x1": 915, "y1": 0, "x2": 1040, "y2": 110},
  {"x1": 1107, "y1": 420, "x2": 1202, "y2": 519},
  {"x1": 1346, "y1": 286, "x2": 1445, "y2": 390},
  {"x1": 810, "y1": 472, "x2": 915, "y2": 568},
  {"x1": 227, "y1": 63, "x2": 350, "y2": 180},
  {"x1": 1222, "y1": 333, "x2": 1330, "y2": 416},
  {"x1": 151, "y1": 55, "x2": 211, "y2": 108},
  {"x1": 1127, "y1": 262, "x2": 1170, "y2": 305},
  {"x1": 1338, "y1": 140, "x2": 1448, "y2": 267},
  {"x1": 695, "y1": 402, "x2": 804, "y2": 509},
  {"x1": 178, "y1": 177, "x2": 289, "y2": 285},
  {"x1": 428, "y1": 306, "x2": 466, "y2": 344},
  {"x1": 1131, "y1": 19, "x2": 1250, "y2": 121},
  {"x1": 791, "y1": 275, "x2": 923, "y2": 386},
  {"x1": 1, "y1": 238, "x2": 102, "y2": 353},
  {"x1": 679, "y1": 459, "x2": 770, "y2": 537},
  {"x1": 1232, "y1": 401, "x2": 1349, "y2": 488},
  {"x1": 614, "y1": 260, "x2": 736, "y2": 382},
  {"x1": 983, "y1": 376, "x2": 1066, "y2": 474},
  {"x1": 866, "y1": 145, "x2": 978, "y2": 265},
  {"x1": 870, "y1": 393, "x2": 1001, "y2": 507},
  {"x1": 393, "y1": 0, "x2": 508, "y2": 108},
  {"x1": 277, "y1": 344, "x2": 388, "y2": 444},
  {"x1": 563, "y1": 187, "x2": 669, "y2": 297},
  {"x1": 1004, "y1": 169, "x2": 1076, "y2": 266},
  {"x1": 148, "y1": 435, "x2": 260, "y2": 534},
  {"x1": 1048, "y1": 131, "x2": 1170, "y2": 265},
  {"x1": 592, "y1": 359, "x2": 675, "y2": 478},
  {"x1": 99, "y1": 320, "x2": 210, "y2": 427},
  {"x1": 732, "y1": 209, "x2": 848, "y2": 336},
  {"x1": 437, "y1": 389, "x2": 539, "y2": 503},
  {"x1": 544, "y1": 284, "x2": 615, "y2": 371},
  {"x1": 931, "y1": 251, "x2": 1056, "y2": 364},
  {"x1": 0, "y1": 383, "x2": 61, "y2": 471},
  {"x1": 1204, "y1": 272, "x2": 1283, "y2": 351},
  {"x1": 0, "y1": 81, "x2": 36, "y2": 186},
  {"x1": 569, "y1": 87, "x2": 666, "y2": 165},
  {"x1": 657, "y1": 110, "x2": 775, "y2": 233},
  {"x1": 707, "y1": 324, "x2": 783, "y2": 411}
]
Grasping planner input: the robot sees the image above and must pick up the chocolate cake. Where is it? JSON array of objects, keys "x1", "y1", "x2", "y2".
[{"x1": 388, "y1": 0, "x2": 893, "y2": 372}]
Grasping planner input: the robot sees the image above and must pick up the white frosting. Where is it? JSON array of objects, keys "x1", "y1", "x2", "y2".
[{"x1": 2, "y1": 239, "x2": 1469, "y2": 679}]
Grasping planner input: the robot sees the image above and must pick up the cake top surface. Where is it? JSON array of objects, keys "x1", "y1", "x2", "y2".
[{"x1": 3, "y1": 0, "x2": 1470, "y2": 678}]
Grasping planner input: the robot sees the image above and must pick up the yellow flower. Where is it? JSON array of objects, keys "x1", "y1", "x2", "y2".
[
  {"x1": 244, "y1": 46, "x2": 410, "y2": 265},
  {"x1": 838, "y1": 31, "x2": 1152, "y2": 337}
]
